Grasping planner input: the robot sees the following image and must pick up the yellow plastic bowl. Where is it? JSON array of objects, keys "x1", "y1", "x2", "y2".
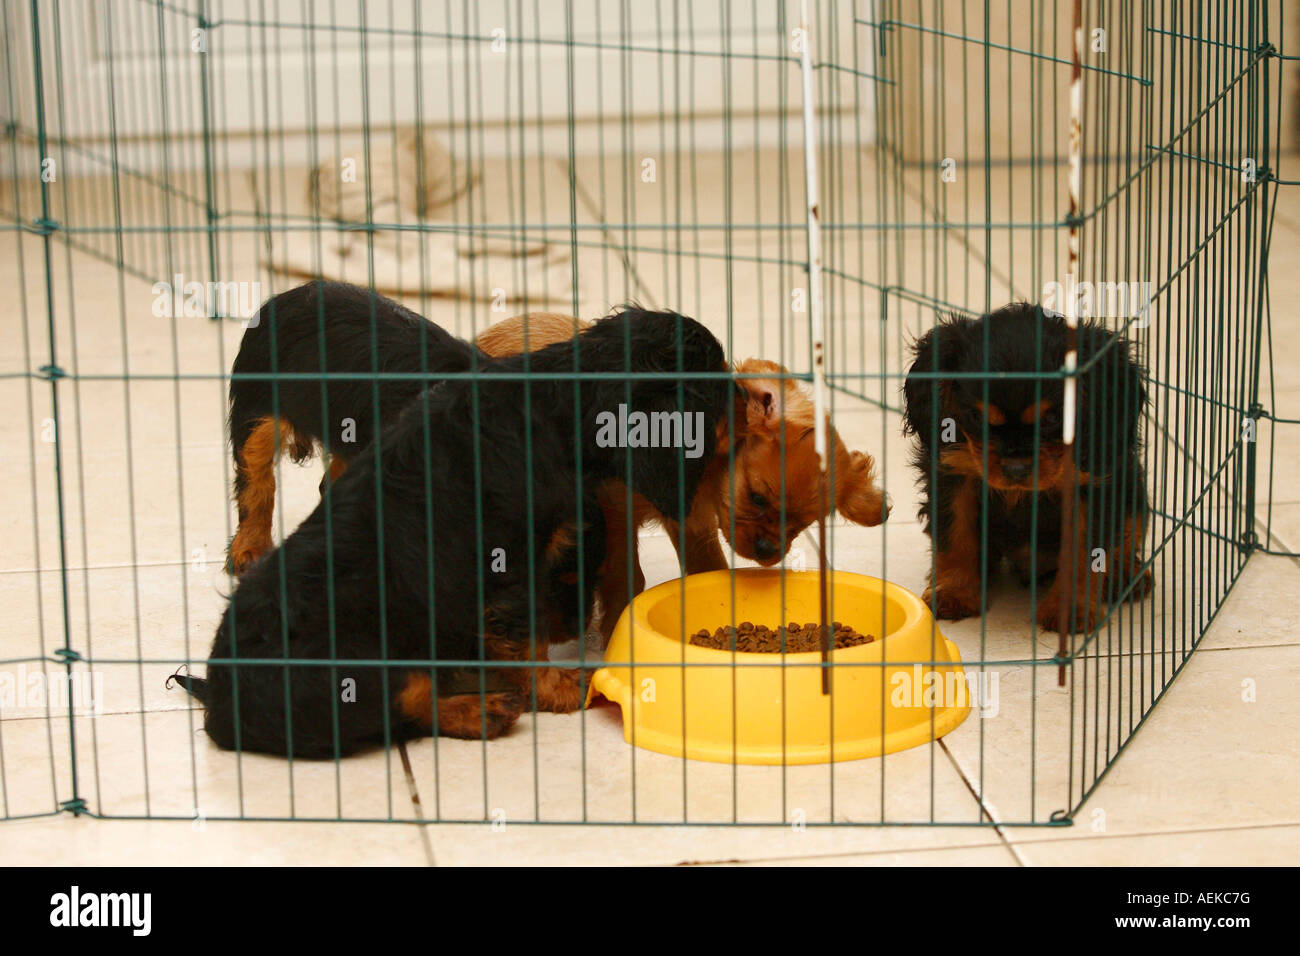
[{"x1": 589, "y1": 569, "x2": 971, "y2": 764}]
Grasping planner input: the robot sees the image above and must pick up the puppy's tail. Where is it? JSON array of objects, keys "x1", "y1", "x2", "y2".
[{"x1": 166, "y1": 668, "x2": 209, "y2": 704}]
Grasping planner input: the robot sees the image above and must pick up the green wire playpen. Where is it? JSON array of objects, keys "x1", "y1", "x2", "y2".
[{"x1": 0, "y1": 0, "x2": 1292, "y2": 827}]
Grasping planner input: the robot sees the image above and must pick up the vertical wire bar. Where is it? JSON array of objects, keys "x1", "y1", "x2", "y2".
[
  {"x1": 1026, "y1": 0, "x2": 1047, "y2": 822},
  {"x1": 714, "y1": 0, "x2": 743, "y2": 818},
  {"x1": 561, "y1": 0, "x2": 587, "y2": 825},
  {"x1": 26, "y1": 0, "x2": 80, "y2": 815},
  {"x1": 460, "y1": 0, "x2": 492, "y2": 818},
  {"x1": 874, "y1": 0, "x2": 898, "y2": 826},
  {"x1": 1058, "y1": 0, "x2": 1084, "y2": 687},
  {"x1": 44, "y1": 0, "x2": 90, "y2": 815},
  {"x1": 1243, "y1": 0, "x2": 1268, "y2": 556},
  {"x1": 37, "y1": 0, "x2": 87, "y2": 816},
  {"x1": 297, "y1": 0, "x2": 346, "y2": 808},
  {"x1": 1, "y1": 0, "x2": 60, "y2": 817},
  {"x1": 507, "y1": 0, "x2": 542, "y2": 826},
  {"x1": 979, "y1": 0, "x2": 992, "y2": 815},
  {"x1": 618, "y1": 0, "x2": 640, "y2": 824},
  {"x1": 153, "y1": 0, "x2": 195, "y2": 825},
  {"x1": 411, "y1": 0, "x2": 441, "y2": 823},
  {"x1": 797, "y1": 0, "x2": 832, "y2": 695},
  {"x1": 198, "y1": 0, "x2": 220, "y2": 319},
  {"x1": 197, "y1": 0, "x2": 231, "y2": 817},
  {"x1": 670, "y1": 0, "x2": 691, "y2": 821},
  {"x1": 353, "y1": 2, "x2": 392, "y2": 817}
]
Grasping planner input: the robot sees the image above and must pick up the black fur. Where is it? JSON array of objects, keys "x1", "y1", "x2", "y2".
[
  {"x1": 902, "y1": 302, "x2": 1150, "y2": 626},
  {"x1": 228, "y1": 281, "x2": 482, "y2": 508},
  {"x1": 184, "y1": 301, "x2": 732, "y2": 757}
]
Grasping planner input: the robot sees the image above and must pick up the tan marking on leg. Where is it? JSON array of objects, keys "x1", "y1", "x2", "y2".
[
  {"x1": 229, "y1": 417, "x2": 291, "y2": 574},
  {"x1": 482, "y1": 633, "x2": 589, "y2": 714},
  {"x1": 1038, "y1": 497, "x2": 1103, "y2": 633},
  {"x1": 396, "y1": 673, "x2": 523, "y2": 739},
  {"x1": 923, "y1": 477, "x2": 983, "y2": 620},
  {"x1": 1119, "y1": 512, "x2": 1154, "y2": 601}
]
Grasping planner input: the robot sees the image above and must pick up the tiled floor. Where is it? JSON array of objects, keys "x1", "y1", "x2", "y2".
[{"x1": 1, "y1": 149, "x2": 1298, "y2": 866}]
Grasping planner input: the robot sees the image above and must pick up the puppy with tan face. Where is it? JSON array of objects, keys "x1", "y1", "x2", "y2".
[
  {"x1": 718, "y1": 359, "x2": 889, "y2": 563},
  {"x1": 902, "y1": 303, "x2": 1152, "y2": 633},
  {"x1": 476, "y1": 317, "x2": 890, "y2": 638}
]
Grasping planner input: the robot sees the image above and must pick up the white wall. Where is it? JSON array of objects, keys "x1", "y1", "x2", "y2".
[{"x1": 3, "y1": 0, "x2": 873, "y2": 171}]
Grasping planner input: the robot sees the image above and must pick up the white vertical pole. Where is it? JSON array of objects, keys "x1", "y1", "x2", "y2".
[
  {"x1": 798, "y1": 0, "x2": 832, "y2": 694},
  {"x1": 799, "y1": 0, "x2": 828, "y2": 468},
  {"x1": 1063, "y1": 7, "x2": 1084, "y2": 447},
  {"x1": 1058, "y1": 0, "x2": 1085, "y2": 682}
]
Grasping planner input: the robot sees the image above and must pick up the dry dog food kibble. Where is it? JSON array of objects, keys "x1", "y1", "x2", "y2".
[{"x1": 689, "y1": 621, "x2": 875, "y2": 652}]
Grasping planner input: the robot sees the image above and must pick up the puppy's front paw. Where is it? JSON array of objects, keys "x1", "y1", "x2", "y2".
[
  {"x1": 226, "y1": 531, "x2": 272, "y2": 576},
  {"x1": 437, "y1": 691, "x2": 525, "y2": 739},
  {"x1": 1123, "y1": 568, "x2": 1155, "y2": 602},
  {"x1": 837, "y1": 451, "x2": 889, "y2": 526},
  {"x1": 480, "y1": 692, "x2": 527, "y2": 736},
  {"x1": 922, "y1": 582, "x2": 981, "y2": 620},
  {"x1": 1036, "y1": 590, "x2": 1101, "y2": 634},
  {"x1": 532, "y1": 666, "x2": 590, "y2": 714}
]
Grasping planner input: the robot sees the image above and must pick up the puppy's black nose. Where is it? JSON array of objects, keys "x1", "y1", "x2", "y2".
[
  {"x1": 754, "y1": 537, "x2": 779, "y2": 560},
  {"x1": 1001, "y1": 458, "x2": 1032, "y2": 481}
]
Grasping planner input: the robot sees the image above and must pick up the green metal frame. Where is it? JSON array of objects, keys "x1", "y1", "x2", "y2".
[{"x1": 0, "y1": 0, "x2": 1291, "y2": 827}]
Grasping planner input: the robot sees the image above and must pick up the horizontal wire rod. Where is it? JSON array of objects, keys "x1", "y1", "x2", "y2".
[
  {"x1": 184, "y1": 12, "x2": 886, "y2": 81},
  {"x1": 856, "y1": 18, "x2": 1151, "y2": 84}
]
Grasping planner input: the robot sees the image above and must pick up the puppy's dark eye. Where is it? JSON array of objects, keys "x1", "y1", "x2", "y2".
[
  {"x1": 750, "y1": 491, "x2": 769, "y2": 510},
  {"x1": 1040, "y1": 409, "x2": 1062, "y2": 429}
]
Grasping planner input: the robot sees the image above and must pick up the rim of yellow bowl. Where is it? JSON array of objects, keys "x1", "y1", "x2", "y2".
[{"x1": 623, "y1": 568, "x2": 933, "y2": 659}]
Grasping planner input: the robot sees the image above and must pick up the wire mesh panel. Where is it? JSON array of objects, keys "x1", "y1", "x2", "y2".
[
  {"x1": 0, "y1": 0, "x2": 1289, "y2": 828},
  {"x1": 848, "y1": 0, "x2": 1287, "y2": 822}
]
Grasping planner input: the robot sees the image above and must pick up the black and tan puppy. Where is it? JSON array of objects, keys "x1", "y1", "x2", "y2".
[
  {"x1": 903, "y1": 303, "x2": 1152, "y2": 633},
  {"x1": 224, "y1": 284, "x2": 887, "y2": 637},
  {"x1": 176, "y1": 307, "x2": 734, "y2": 757},
  {"x1": 225, "y1": 281, "x2": 480, "y2": 574}
]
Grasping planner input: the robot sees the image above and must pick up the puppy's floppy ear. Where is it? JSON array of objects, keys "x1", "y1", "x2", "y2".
[
  {"x1": 834, "y1": 447, "x2": 889, "y2": 527},
  {"x1": 713, "y1": 387, "x2": 750, "y2": 456},
  {"x1": 903, "y1": 315, "x2": 972, "y2": 442},
  {"x1": 734, "y1": 358, "x2": 787, "y2": 436},
  {"x1": 601, "y1": 310, "x2": 731, "y2": 523},
  {"x1": 622, "y1": 379, "x2": 725, "y2": 523},
  {"x1": 1075, "y1": 322, "x2": 1147, "y2": 464}
]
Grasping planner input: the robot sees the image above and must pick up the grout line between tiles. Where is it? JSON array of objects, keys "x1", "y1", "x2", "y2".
[
  {"x1": 1193, "y1": 640, "x2": 1300, "y2": 653},
  {"x1": 937, "y1": 738, "x2": 1029, "y2": 866},
  {"x1": 1008, "y1": 817, "x2": 1300, "y2": 850},
  {"x1": 0, "y1": 704, "x2": 200, "y2": 723},
  {"x1": 676, "y1": 834, "x2": 1017, "y2": 866},
  {"x1": 397, "y1": 742, "x2": 436, "y2": 866},
  {"x1": 0, "y1": 556, "x2": 237, "y2": 575}
]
